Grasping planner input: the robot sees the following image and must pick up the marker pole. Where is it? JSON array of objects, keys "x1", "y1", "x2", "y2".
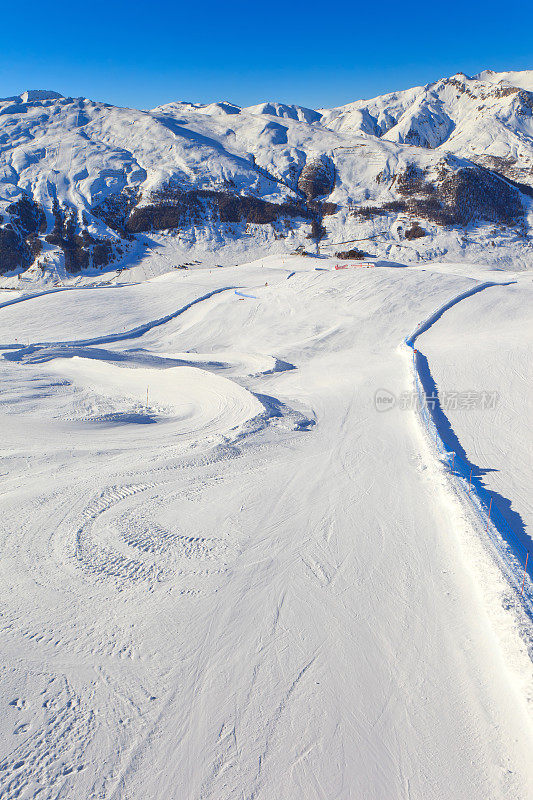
[
  {"x1": 521, "y1": 552, "x2": 529, "y2": 595},
  {"x1": 485, "y1": 498, "x2": 492, "y2": 530}
]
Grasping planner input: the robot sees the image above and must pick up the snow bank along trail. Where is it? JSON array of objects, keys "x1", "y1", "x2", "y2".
[
  {"x1": 405, "y1": 276, "x2": 533, "y2": 602},
  {"x1": 408, "y1": 272, "x2": 533, "y2": 606},
  {"x1": 0, "y1": 257, "x2": 532, "y2": 800}
]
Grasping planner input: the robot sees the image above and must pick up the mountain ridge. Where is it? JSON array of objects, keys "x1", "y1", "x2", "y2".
[{"x1": 1, "y1": 69, "x2": 532, "y2": 279}]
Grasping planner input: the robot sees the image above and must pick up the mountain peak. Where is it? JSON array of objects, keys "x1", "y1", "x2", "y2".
[
  {"x1": 20, "y1": 89, "x2": 64, "y2": 103},
  {"x1": 474, "y1": 69, "x2": 533, "y2": 91}
]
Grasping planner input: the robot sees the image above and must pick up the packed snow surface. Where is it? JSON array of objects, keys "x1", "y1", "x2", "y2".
[{"x1": 0, "y1": 255, "x2": 532, "y2": 799}]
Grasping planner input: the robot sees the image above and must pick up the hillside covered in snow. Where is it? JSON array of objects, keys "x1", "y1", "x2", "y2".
[
  {"x1": 2, "y1": 71, "x2": 533, "y2": 800},
  {"x1": 1, "y1": 70, "x2": 533, "y2": 280},
  {"x1": 1, "y1": 254, "x2": 533, "y2": 799}
]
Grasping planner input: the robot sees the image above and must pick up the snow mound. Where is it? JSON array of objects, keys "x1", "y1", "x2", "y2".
[{"x1": 48, "y1": 356, "x2": 264, "y2": 433}]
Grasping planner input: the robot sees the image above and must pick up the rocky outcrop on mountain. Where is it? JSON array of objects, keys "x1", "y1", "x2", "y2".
[
  {"x1": 404, "y1": 223, "x2": 425, "y2": 240},
  {"x1": 297, "y1": 156, "x2": 335, "y2": 200}
]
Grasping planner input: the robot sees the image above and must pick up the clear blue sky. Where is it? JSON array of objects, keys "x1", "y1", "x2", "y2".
[{"x1": 1, "y1": 0, "x2": 532, "y2": 109}]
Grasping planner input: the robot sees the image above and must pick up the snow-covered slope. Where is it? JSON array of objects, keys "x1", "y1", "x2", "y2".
[
  {"x1": 419, "y1": 278, "x2": 533, "y2": 543},
  {"x1": 321, "y1": 72, "x2": 533, "y2": 181},
  {"x1": 1, "y1": 69, "x2": 533, "y2": 281},
  {"x1": 1, "y1": 257, "x2": 533, "y2": 798},
  {"x1": 476, "y1": 69, "x2": 533, "y2": 91}
]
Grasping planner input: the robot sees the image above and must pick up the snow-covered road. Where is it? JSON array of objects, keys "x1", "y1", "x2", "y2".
[{"x1": 1, "y1": 257, "x2": 532, "y2": 799}]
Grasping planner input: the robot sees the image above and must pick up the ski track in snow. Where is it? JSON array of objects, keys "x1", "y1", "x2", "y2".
[
  {"x1": 0, "y1": 677, "x2": 94, "y2": 800},
  {"x1": 0, "y1": 257, "x2": 532, "y2": 799},
  {"x1": 404, "y1": 280, "x2": 517, "y2": 348},
  {"x1": 1, "y1": 285, "x2": 236, "y2": 353}
]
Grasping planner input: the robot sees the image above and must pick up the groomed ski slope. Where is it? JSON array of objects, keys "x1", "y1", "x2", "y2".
[
  {"x1": 404, "y1": 278, "x2": 533, "y2": 608},
  {"x1": 417, "y1": 278, "x2": 533, "y2": 549},
  {"x1": 0, "y1": 256, "x2": 532, "y2": 800}
]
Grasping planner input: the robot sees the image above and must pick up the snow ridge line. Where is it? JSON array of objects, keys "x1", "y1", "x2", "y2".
[
  {"x1": 404, "y1": 280, "x2": 533, "y2": 615},
  {"x1": 0, "y1": 280, "x2": 131, "y2": 312},
  {"x1": 404, "y1": 280, "x2": 509, "y2": 347},
  {"x1": 0, "y1": 286, "x2": 89, "y2": 312},
  {"x1": 1, "y1": 286, "x2": 236, "y2": 355}
]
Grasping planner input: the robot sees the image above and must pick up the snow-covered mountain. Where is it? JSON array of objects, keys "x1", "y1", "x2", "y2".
[
  {"x1": 321, "y1": 72, "x2": 533, "y2": 184},
  {"x1": 1, "y1": 69, "x2": 533, "y2": 278}
]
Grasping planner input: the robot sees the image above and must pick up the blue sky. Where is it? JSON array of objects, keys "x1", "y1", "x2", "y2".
[{"x1": 1, "y1": 0, "x2": 532, "y2": 109}]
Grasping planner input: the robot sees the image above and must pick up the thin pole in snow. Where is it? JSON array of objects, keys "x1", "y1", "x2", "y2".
[
  {"x1": 521, "y1": 552, "x2": 529, "y2": 595},
  {"x1": 486, "y1": 498, "x2": 493, "y2": 530},
  {"x1": 146, "y1": 386, "x2": 149, "y2": 408}
]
